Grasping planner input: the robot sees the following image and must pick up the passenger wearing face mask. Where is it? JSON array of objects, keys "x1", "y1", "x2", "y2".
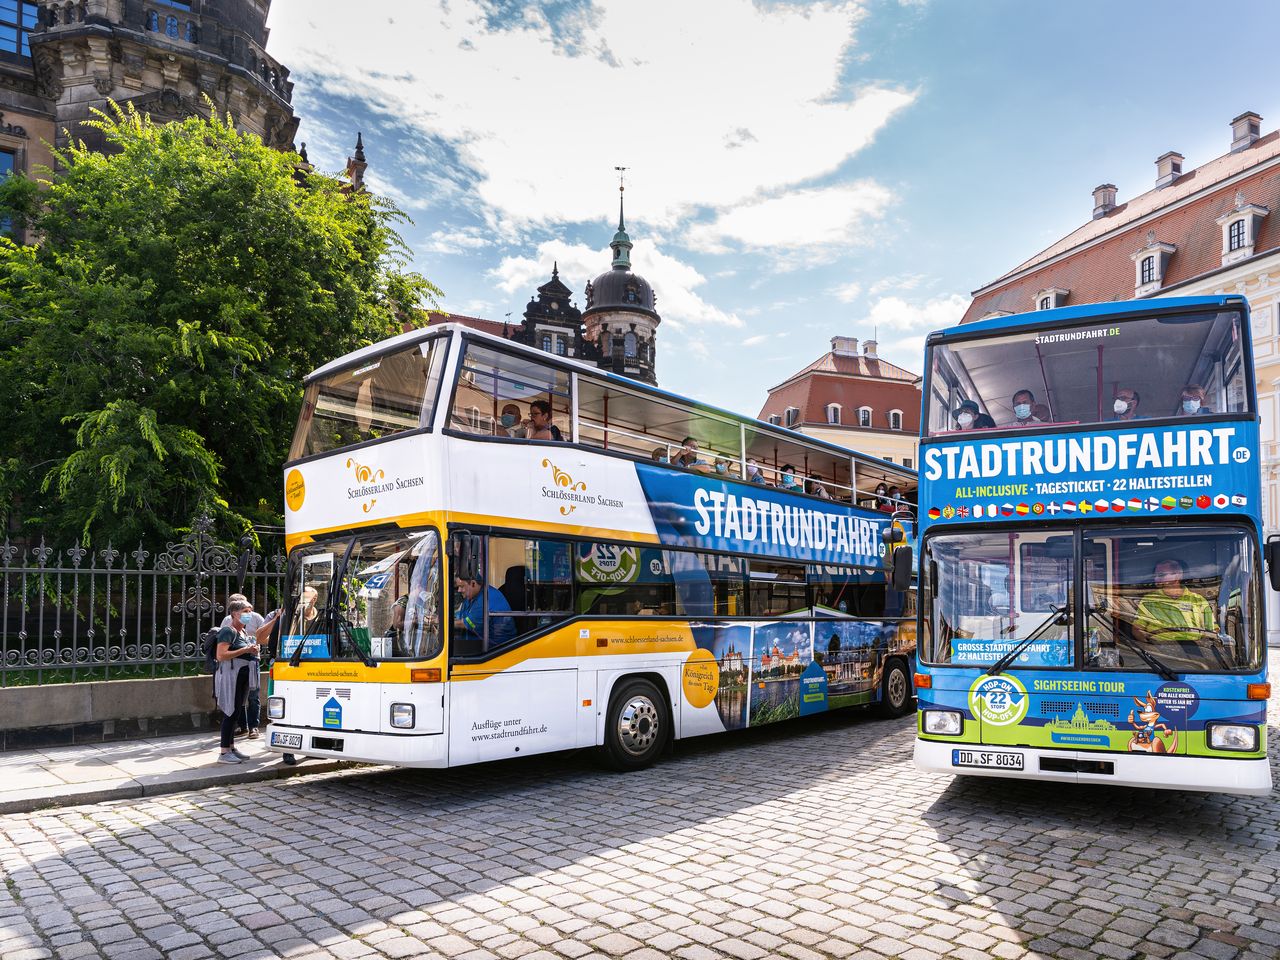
[
  {"x1": 1110, "y1": 388, "x2": 1145, "y2": 421},
  {"x1": 875, "y1": 482, "x2": 892, "y2": 512},
  {"x1": 745, "y1": 459, "x2": 770, "y2": 486},
  {"x1": 778, "y1": 464, "x2": 804, "y2": 493},
  {"x1": 1009, "y1": 389, "x2": 1043, "y2": 427},
  {"x1": 498, "y1": 403, "x2": 526, "y2": 438},
  {"x1": 1178, "y1": 384, "x2": 1212, "y2": 416},
  {"x1": 952, "y1": 399, "x2": 995, "y2": 431},
  {"x1": 214, "y1": 599, "x2": 261, "y2": 764},
  {"x1": 651, "y1": 446, "x2": 669, "y2": 464},
  {"x1": 713, "y1": 457, "x2": 730, "y2": 477}
]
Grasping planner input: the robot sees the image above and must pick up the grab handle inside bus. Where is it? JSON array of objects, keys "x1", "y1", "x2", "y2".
[
  {"x1": 451, "y1": 530, "x2": 484, "y2": 583},
  {"x1": 1266, "y1": 534, "x2": 1280, "y2": 592}
]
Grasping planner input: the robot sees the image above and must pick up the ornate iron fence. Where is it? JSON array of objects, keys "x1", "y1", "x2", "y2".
[{"x1": 0, "y1": 515, "x2": 286, "y2": 686}]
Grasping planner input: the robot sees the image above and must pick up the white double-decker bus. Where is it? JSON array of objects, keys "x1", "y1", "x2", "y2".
[{"x1": 267, "y1": 324, "x2": 917, "y2": 770}]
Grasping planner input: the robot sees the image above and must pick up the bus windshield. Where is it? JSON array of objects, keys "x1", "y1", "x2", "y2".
[
  {"x1": 923, "y1": 524, "x2": 1261, "y2": 673},
  {"x1": 290, "y1": 337, "x2": 449, "y2": 460},
  {"x1": 927, "y1": 309, "x2": 1248, "y2": 435},
  {"x1": 282, "y1": 529, "x2": 442, "y2": 662}
]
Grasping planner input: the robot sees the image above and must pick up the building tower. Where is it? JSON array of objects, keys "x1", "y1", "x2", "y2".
[
  {"x1": 581, "y1": 178, "x2": 661, "y2": 385},
  {"x1": 517, "y1": 262, "x2": 586, "y2": 358},
  {"x1": 20, "y1": 0, "x2": 297, "y2": 157}
]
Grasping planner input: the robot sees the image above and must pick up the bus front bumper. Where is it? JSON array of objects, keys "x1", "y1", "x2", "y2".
[
  {"x1": 914, "y1": 739, "x2": 1272, "y2": 796},
  {"x1": 265, "y1": 724, "x2": 448, "y2": 768}
]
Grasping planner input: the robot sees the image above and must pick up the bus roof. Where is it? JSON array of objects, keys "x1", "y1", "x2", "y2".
[
  {"x1": 305, "y1": 322, "x2": 917, "y2": 483},
  {"x1": 928, "y1": 295, "x2": 1247, "y2": 343}
]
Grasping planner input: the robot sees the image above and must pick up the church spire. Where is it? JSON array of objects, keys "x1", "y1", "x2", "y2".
[{"x1": 610, "y1": 166, "x2": 632, "y2": 270}]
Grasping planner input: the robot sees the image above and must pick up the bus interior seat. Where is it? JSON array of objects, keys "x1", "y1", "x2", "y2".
[{"x1": 499, "y1": 565, "x2": 537, "y2": 637}]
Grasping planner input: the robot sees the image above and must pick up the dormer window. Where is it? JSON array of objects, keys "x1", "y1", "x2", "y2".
[
  {"x1": 1130, "y1": 233, "x2": 1176, "y2": 296},
  {"x1": 784, "y1": 406, "x2": 800, "y2": 427},
  {"x1": 1036, "y1": 288, "x2": 1069, "y2": 311},
  {"x1": 858, "y1": 406, "x2": 872, "y2": 428},
  {"x1": 1216, "y1": 193, "x2": 1269, "y2": 266},
  {"x1": 825, "y1": 403, "x2": 841, "y2": 425},
  {"x1": 768, "y1": 414, "x2": 781, "y2": 426},
  {"x1": 888, "y1": 409, "x2": 903, "y2": 431}
]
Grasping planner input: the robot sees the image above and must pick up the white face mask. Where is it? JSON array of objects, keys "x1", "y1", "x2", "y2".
[
  {"x1": 1182, "y1": 398, "x2": 1201, "y2": 414},
  {"x1": 1014, "y1": 403, "x2": 1031, "y2": 420},
  {"x1": 1113, "y1": 398, "x2": 1130, "y2": 414},
  {"x1": 957, "y1": 413, "x2": 974, "y2": 428}
]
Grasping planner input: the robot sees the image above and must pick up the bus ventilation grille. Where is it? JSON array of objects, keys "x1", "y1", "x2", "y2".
[
  {"x1": 1041, "y1": 701, "x2": 1075, "y2": 716},
  {"x1": 1084, "y1": 701, "x2": 1120, "y2": 717},
  {"x1": 1040, "y1": 700, "x2": 1121, "y2": 718}
]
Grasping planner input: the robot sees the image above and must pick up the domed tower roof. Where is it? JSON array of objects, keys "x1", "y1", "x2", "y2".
[{"x1": 582, "y1": 188, "x2": 659, "y2": 321}]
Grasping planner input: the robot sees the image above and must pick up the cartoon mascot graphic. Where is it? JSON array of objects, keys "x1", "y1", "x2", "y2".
[{"x1": 1126, "y1": 691, "x2": 1177, "y2": 754}]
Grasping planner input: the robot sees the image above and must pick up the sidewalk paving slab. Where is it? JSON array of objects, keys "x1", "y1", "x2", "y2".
[{"x1": 0, "y1": 730, "x2": 368, "y2": 814}]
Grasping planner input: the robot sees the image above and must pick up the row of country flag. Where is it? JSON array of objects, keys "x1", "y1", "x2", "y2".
[{"x1": 927, "y1": 493, "x2": 1247, "y2": 521}]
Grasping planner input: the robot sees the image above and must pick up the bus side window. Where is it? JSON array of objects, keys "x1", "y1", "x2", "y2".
[{"x1": 487, "y1": 536, "x2": 573, "y2": 640}]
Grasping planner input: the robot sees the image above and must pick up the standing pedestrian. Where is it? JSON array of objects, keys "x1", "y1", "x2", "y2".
[
  {"x1": 215, "y1": 598, "x2": 260, "y2": 764},
  {"x1": 220, "y1": 593, "x2": 277, "y2": 738}
]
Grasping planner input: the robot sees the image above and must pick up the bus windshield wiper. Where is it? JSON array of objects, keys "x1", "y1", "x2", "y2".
[
  {"x1": 290, "y1": 535, "x2": 359, "y2": 667},
  {"x1": 1087, "y1": 607, "x2": 1176, "y2": 681},
  {"x1": 988, "y1": 604, "x2": 1067, "y2": 676}
]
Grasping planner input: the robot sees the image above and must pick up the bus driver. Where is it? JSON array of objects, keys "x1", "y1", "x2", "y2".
[{"x1": 1133, "y1": 558, "x2": 1217, "y2": 644}]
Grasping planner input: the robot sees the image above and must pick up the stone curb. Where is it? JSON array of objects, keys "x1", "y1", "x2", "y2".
[{"x1": 0, "y1": 758, "x2": 361, "y2": 815}]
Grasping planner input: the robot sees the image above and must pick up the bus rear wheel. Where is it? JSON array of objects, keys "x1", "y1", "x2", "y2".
[
  {"x1": 602, "y1": 679, "x2": 668, "y2": 771},
  {"x1": 877, "y1": 658, "x2": 913, "y2": 718}
]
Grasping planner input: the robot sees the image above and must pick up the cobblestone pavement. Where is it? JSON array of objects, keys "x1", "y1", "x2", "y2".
[{"x1": 1, "y1": 670, "x2": 1278, "y2": 959}]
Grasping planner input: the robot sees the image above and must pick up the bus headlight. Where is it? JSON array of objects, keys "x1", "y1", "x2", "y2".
[
  {"x1": 1207, "y1": 723, "x2": 1258, "y2": 752},
  {"x1": 267, "y1": 697, "x2": 285, "y2": 720},
  {"x1": 923, "y1": 709, "x2": 963, "y2": 736},
  {"x1": 390, "y1": 703, "x2": 415, "y2": 729}
]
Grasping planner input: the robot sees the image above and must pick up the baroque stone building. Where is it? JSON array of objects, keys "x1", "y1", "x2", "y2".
[{"x1": 0, "y1": 0, "x2": 295, "y2": 179}]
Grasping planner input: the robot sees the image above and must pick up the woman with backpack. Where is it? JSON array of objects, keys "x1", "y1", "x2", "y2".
[{"x1": 215, "y1": 598, "x2": 261, "y2": 764}]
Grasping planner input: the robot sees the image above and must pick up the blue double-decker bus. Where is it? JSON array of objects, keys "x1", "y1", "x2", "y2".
[{"x1": 913, "y1": 296, "x2": 1273, "y2": 795}]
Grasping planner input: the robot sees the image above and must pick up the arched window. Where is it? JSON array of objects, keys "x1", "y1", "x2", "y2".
[
  {"x1": 540, "y1": 334, "x2": 552, "y2": 353},
  {"x1": 146, "y1": 10, "x2": 159, "y2": 30},
  {"x1": 555, "y1": 336, "x2": 567, "y2": 356},
  {"x1": 889, "y1": 409, "x2": 903, "y2": 431},
  {"x1": 1038, "y1": 296, "x2": 1051, "y2": 311},
  {"x1": 165, "y1": 15, "x2": 179, "y2": 37},
  {"x1": 1140, "y1": 255, "x2": 1155, "y2": 285},
  {"x1": 825, "y1": 403, "x2": 841, "y2": 425},
  {"x1": 784, "y1": 406, "x2": 800, "y2": 427},
  {"x1": 624, "y1": 332, "x2": 637, "y2": 357},
  {"x1": 858, "y1": 406, "x2": 872, "y2": 427},
  {"x1": 184, "y1": 20, "x2": 197, "y2": 42},
  {"x1": 1228, "y1": 218, "x2": 1246, "y2": 251}
]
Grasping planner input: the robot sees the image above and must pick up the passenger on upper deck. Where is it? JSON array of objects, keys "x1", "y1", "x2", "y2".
[
  {"x1": 1031, "y1": 402, "x2": 1052, "y2": 422},
  {"x1": 952, "y1": 399, "x2": 995, "y2": 431},
  {"x1": 673, "y1": 437, "x2": 710, "y2": 472},
  {"x1": 745, "y1": 459, "x2": 769, "y2": 485},
  {"x1": 651, "y1": 446, "x2": 669, "y2": 464},
  {"x1": 499, "y1": 403, "x2": 526, "y2": 438},
  {"x1": 808, "y1": 478, "x2": 831, "y2": 499},
  {"x1": 526, "y1": 399, "x2": 564, "y2": 440},
  {"x1": 1009, "y1": 390, "x2": 1043, "y2": 427},
  {"x1": 778, "y1": 465, "x2": 804, "y2": 493},
  {"x1": 1178, "y1": 384, "x2": 1213, "y2": 417},
  {"x1": 1111, "y1": 388, "x2": 1144, "y2": 421}
]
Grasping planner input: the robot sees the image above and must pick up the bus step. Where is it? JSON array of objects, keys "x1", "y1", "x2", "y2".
[
  {"x1": 1039, "y1": 756, "x2": 1114, "y2": 775},
  {"x1": 311, "y1": 737, "x2": 345, "y2": 753}
]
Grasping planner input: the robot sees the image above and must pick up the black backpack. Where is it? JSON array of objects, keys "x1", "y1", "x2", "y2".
[{"x1": 202, "y1": 628, "x2": 221, "y2": 674}]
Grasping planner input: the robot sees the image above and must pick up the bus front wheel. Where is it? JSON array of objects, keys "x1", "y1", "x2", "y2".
[
  {"x1": 602, "y1": 679, "x2": 668, "y2": 771},
  {"x1": 877, "y1": 658, "x2": 913, "y2": 718}
]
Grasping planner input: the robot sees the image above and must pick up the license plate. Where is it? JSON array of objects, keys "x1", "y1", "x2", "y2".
[
  {"x1": 952, "y1": 749, "x2": 1023, "y2": 770},
  {"x1": 271, "y1": 732, "x2": 302, "y2": 749}
]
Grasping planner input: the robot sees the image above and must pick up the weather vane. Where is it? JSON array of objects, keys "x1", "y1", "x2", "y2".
[{"x1": 615, "y1": 165, "x2": 627, "y2": 195}]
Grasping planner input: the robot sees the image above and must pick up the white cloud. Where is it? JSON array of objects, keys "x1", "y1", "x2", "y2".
[
  {"x1": 830, "y1": 280, "x2": 863, "y2": 303},
  {"x1": 488, "y1": 238, "x2": 742, "y2": 329},
  {"x1": 742, "y1": 334, "x2": 773, "y2": 347},
  {"x1": 422, "y1": 227, "x2": 494, "y2": 255},
  {"x1": 685, "y1": 181, "x2": 894, "y2": 258},
  {"x1": 270, "y1": 0, "x2": 916, "y2": 232},
  {"x1": 868, "y1": 272, "x2": 930, "y2": 296},
  {"x1": 866, "y1": 292, "x2": 968, "y2": 333}
]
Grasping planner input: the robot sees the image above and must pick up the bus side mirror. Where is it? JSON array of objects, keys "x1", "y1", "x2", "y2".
[
  {"x1": 891, "y1": 545, "x2": 913, "y2": 593},
  {"x1": 450, "y1": 531, "x2": 484, "y2": 583},
  {"x1": 1266, "y1": 536, "x2": 1280, "y2": 592}
]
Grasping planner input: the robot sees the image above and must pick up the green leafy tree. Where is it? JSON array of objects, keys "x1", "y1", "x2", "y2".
[{"x1": 0, "y1": 102, "x2": 440, "y2": 545}]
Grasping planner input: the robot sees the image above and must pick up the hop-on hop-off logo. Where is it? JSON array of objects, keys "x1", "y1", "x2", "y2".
[{"x1": 969, "y1": 674, "x2": 1029, "y2": 726}]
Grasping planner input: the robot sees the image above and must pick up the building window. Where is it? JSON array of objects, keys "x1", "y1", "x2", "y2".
[
  {"x1": 540, "y1": 334, "x2": 552, "y2": 353},
  {"x1": 889, "y1": 410, "x2": 903, "y2": 431},
  {"x1": 825, "y1": 403, "x2": 841, "y2": 425},
  {"x1": 1140, "y1": 255, "x2": 1155, "y2": 285},
  {"x1": 184, "y1": 20, "x2": 197, "y2": 42},
  {"x1": 858, "y1": 406, "x2": 872, "y2": 427},
  {"x1": 145, "y1": 10, "x2": 159, "y2": 30},
  {"x1": 165, "y1": 15, "x2": 179, "y2": 37},
  {"x1": 0, "y1": 1, "x2": 38, "y2": 56},
  {"x1": 157, "y1": 0, "x2": 192, "y2": 8},
  {"x1": 624, "y1": 332, "x2": 637, "y2": 357},
  {"x1": 903, "y1": 458, "x2": 913, "y2": 469},
  {"x1": 1228, "y1": 218, "x2": 1246, "y2": 252},
  {"x1": 768, "y1": 414, "x2": 781, "y2": 426},
  {"x1": 784, "y1": 406, "x2": 800, "y2": 427},
  {"x1": 555, "y1": 336, "x2": 567, "y2": 356},
  {"x1": 1038, "y1": 297, "x2": 1051, "y2": 310}
]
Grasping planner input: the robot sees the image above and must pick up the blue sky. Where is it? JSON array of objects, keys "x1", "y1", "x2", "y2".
[{"x1": 268, "y1": 0, "x2": 1280, "y2": 417}]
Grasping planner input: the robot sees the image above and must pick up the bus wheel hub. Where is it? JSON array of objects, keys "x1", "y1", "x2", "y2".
[{"x1": 618, "y1": 697, "x2": 659, "y2": 755}]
